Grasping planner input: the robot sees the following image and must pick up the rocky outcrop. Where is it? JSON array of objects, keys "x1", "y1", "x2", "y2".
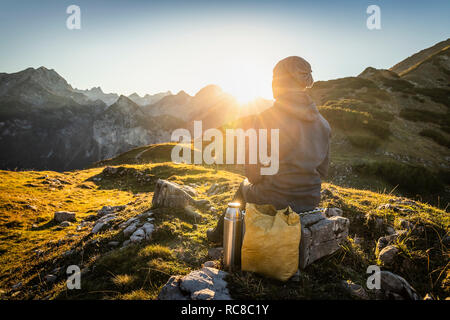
[
  {"x1": 152, "y1": 179, "x2": 209, "y2": 221},
  {"x1": 299, "y1": 208, "x2": 349, "y2": 269},
  {"x1": 158, "y1": 267, "x2": 231, "y2": 300}
]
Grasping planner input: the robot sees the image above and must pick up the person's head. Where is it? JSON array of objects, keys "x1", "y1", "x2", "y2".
[{"x1": 272, "y1": 56, "x2": 314, "y2": 100}]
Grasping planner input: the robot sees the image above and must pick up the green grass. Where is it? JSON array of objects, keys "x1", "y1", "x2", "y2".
[
  {"x1": 0, "y1": 152, "x2": 448, "y2": 300},
  {"x1": 420, "y1": 129, "x2": 450, "y2": 148}
]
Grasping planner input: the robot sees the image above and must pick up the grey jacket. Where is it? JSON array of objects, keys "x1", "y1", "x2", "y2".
[{"x1": 243, "y1": 91, "x2": 331, "y2": 213}]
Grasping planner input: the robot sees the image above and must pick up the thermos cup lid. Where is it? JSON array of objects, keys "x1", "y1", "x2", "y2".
[{"x1": 228, "y1": 202, "x2": 241, "y2": 208}]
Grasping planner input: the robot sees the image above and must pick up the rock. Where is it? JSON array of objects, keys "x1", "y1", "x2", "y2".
[
  {"x1": 379, "y1": 271, "x2": 420, "y2": 300},
  {"x1": 91, "y1": 222, "x2": 106, "y2": 234},
  {"x1": 130, "y1": 228, "x2": 146, "y2": 243},
  {"x1": 159, "y1": 267, "x2": 231, "y2": 300},
  {"x1": 203, "y1": 261, "x2": 216, "y2": 268},
  {"x1": 192, "y1": 288, "x2": 215, "y2": 300},
  {"x1": 62, "y1": 250, "x2": 74, "y2": 257},
  {"x1": 59, "y1": 221, "x2": 71, "y2": 228},
  {"x1": 157, "y1": 276, "x2": 188, "y2": 300},
  {"x1": 208, "y1": 247, "x2": 223, "y2": 260},
  {"x1": 341, "y1": 280, "x2": 369, "y2": 300},
  {"x1": 97, "y1": 205, "x2": 126, "y2": 217},
  {"x1": 299, "y1": 212, "x2": 349, "y2": 269},
  {"x1": 152, "y1": 179, "x2": 198, "y2": 208},
  {"x1": 12, "y1": 282, "x2": 22, "y2": 291},
  {"x1": 290, "y1": 269, "x2": 301, "y2": 282},
  {"x1": 142, "y1": 223, "x2": 155, "y2": 239},
  {"x1": 181, "y1": 185, "x2": 198, "y2": 197},
  {"x1": 386, "y1": 226, "x2": 396, "y2": 235},
  {"x1": 195, "y1": 199, "x2": 211, "y2": 208},
  {"x1": 102, "y1": 166, "x2": 118, "y2": 176},
  {"x1": 54, "y1": 211, "x2": 76, "y2": 223},
  {"x1": 399, "y1": 219, "x2": 414, "y2": 231},
  {"x1": 123, "y1": 222, "x2": 139, "y2": 237},
  {"x1": 376, "y1": 233, "x2": 400, "y2": 252},
  {"x1": 44, "y1": 274, "x2": 57, "y2": 283},
  {"x1": 108, "y1": 241, "x2": 120, "y2": 247},
  {"x1": 325, "y1": 207, "x2": 343, "y2": 217},
  {"x1": 377, "y1": 203, "x2": 399, "y2": 212},
  {"x1": 206, "y1": 184, "x2": 219, "y2": 196},
  {"x1": 25, "y1": 204, "x2": 38, "y2": 211},
  {"x1": 122, "y1": 240, "x2": 131, "y2": 247},
  {"x1": 378, "y1": 245, "x2": 399, "y2": 265},
  {"x1": 91, "y1": 213, "x2": 117, "y2": 234}
]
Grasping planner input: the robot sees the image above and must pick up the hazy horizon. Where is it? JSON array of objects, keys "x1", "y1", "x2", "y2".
[{"x1": 1, "y1": 0, "x2": 449, "y2": 101}]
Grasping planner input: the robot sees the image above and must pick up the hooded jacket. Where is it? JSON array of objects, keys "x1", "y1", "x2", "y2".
[{"x1": 242, "y1": 91, "x2": 331, "y2": 213}]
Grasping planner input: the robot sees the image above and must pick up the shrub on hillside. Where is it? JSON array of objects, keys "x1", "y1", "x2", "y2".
[
  {"x1": 380, "y1": 78, "x2": 415, "y2": 93},
  {"x1": 354, "y1": 161, "x2": 444, "y2": 194},
  {"x1": 399, "y1": 108, "x2": 449, "y2": 125},
  {"x1": 419, "y1": 129, "x2": 450, "y2": 148},
  {"x1": 324, "y1": 99, "x2": 394, "y2": 122},
  {"x1": 347, "y1": 135, "x2": 382, "y2": 150},
  {"x1": 319, "y1": 105, "x2": 391, "y2": 139}
]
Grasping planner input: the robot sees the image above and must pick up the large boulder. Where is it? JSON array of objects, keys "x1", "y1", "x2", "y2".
[
  {"x1": 152, "y1": 179, "x2": 198, "y2": 208},
  {"x1": 379, "y1": 271, "x2": 420, "y2": 300},
  {"x1": 54, "y1": 211, "x2": 76, "y2": 223},
  {"x1": 299, "y1": 208, "x2": 349, "y2": 269},
  {"x1": 158, "y1": 267, "x2": 231, "y2": 300}
]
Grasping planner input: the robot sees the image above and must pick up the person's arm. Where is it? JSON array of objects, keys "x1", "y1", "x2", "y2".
[{"x1": 317, "y1": 143, "x2": 330, "y2": 179}]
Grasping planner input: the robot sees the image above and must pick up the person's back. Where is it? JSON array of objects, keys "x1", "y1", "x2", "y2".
[
  {"x1": 243, "y1": 90, "x2": 331, "y2": 212},
  {"x1": 207, "y1": 56, "x2": 331, "y2": 243}
]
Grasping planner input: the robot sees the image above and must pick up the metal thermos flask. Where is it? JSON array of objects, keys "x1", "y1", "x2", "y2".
[{"x1": 223, "y1": 202, "x2": 245, "y2": 271}]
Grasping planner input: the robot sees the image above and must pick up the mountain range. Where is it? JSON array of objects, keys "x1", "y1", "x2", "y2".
[
  {"x1": 0, "y1": 68, "x2": 271, "y2": 170},
  {"x1": 0, "y1": 39, "x2": 448, "y2": 206}
]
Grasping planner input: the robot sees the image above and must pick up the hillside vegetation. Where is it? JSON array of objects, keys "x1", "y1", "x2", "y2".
[{"x1": 0, "y1": 144, "x2": 448, "y2": 300}]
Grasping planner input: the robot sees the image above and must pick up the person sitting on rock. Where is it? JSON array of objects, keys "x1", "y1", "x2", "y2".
[{"x1": 207, "y1": 56, "x2": 331, "y2": 243}]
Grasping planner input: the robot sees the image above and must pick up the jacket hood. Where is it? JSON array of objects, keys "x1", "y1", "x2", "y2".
[{"x1": 274, "y1": 91, "x2": 319, "y2": 122}]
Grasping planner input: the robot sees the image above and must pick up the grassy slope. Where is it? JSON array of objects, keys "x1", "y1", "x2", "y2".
[{"x1": 0, "y1": 144, "x2": 448, "y2": 300}]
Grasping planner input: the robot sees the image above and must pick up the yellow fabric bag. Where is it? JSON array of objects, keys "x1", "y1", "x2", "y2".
[{"x1": 241, "y1": 203, "x2": 301, "y2": 282}]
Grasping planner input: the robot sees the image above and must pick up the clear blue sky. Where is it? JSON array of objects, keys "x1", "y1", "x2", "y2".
[{"x1": 1, "y1": 0, "x2": 449, "y2": 100}]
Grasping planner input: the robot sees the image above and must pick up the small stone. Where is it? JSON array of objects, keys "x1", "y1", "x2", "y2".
[
  {"x1": 59, "y1": 221, "x2": 71, "y2": 228},
  {"x1": 325, "y1": 207, "x2": 343, "y2": 217},
  {"x1": 208, "y1": 247, "x2": 223, "y2": 260},
  {"x1": 378, "y1": 245, "x2": 399, "y2": 265},
  {"x1": 108, "y1": 241, "x2": 120, "y2": 247},
  {"x1": 123, "y1": 223, "x2": 138, "y2": 237},
  {"x1": 12, "y1": 282, "x2": 22, "y2": 291},
  {"x1": 130, "y1": 228, "x2": 146, "y2": 243},
  {"x1": 122, "y1": 240, "x2": 131, "y2": 247},
  {"x1": 54, "y1": 211, "x2": 76, "y2": 223},
  {"x1": 386, "y1": 226, "x2": 396, "y2": 235},
  {"x1": 203, "y1": 261, "x2": 216, "y2": 268},
  {"x1": 191, "y1": 288, "x2": 215, "y2": 300},
  {"x1": 341, "y1": 280, "x2": 369, "y2": 300},
  {"x1": 91, "y1": 222, "x2": 106, "y2": 234},
  {"x1": 44, "y1": 274, "x2": 57, "y2": 283},
  {"x1": 290, "y1": 269, "x2": 301, "y2": 282}
]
